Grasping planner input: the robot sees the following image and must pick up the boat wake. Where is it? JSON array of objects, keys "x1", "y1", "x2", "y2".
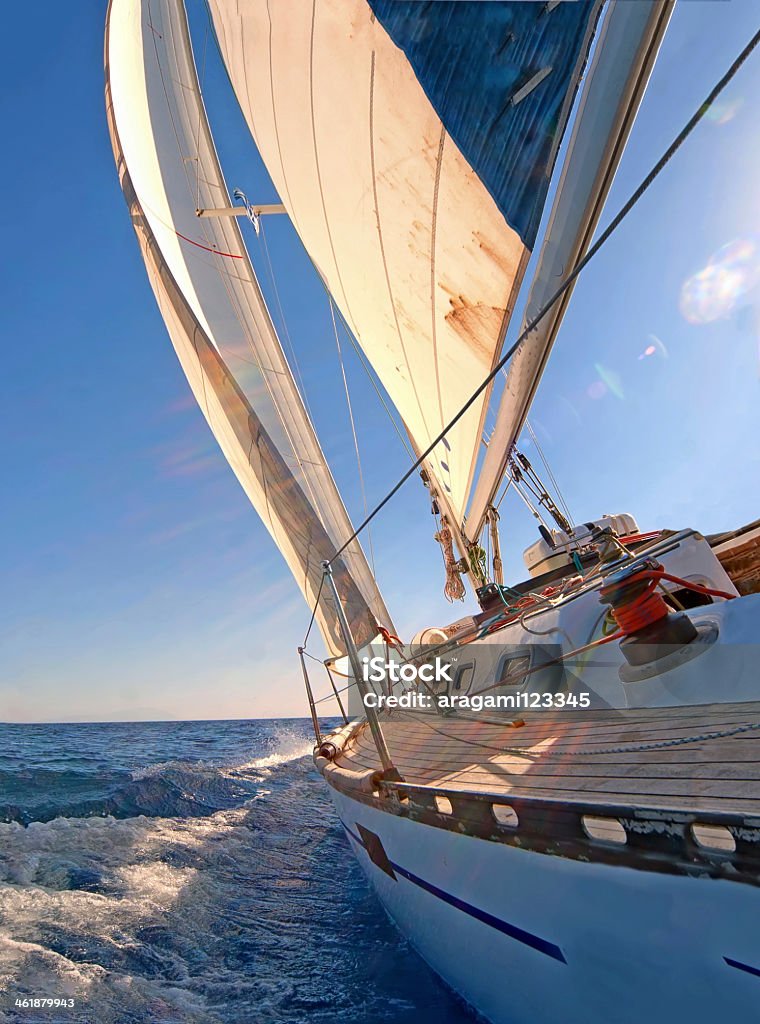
[{"x1": 0, "y1": 720, "x2": 466, "y2": 1023}]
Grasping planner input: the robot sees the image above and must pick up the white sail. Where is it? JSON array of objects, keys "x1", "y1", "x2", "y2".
[
  {"x1": 105, "y1": 0, "x2": 392, "y2": 655},
  {"x1": 465, "y1": 0, "x2": 675, "y2": 542},
  {"x1": 207, "y1": 0, "x2": 601, "y2": 526}
]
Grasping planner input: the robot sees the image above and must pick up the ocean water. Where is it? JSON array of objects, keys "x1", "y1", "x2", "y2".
[{"x1": 0, "y1": 719, "x2": 472, "y2": 1024}]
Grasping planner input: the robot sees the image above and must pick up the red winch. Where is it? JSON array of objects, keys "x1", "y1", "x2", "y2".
[{"x1": 599, "y1": 559, "x2": 734, "y2": 667}]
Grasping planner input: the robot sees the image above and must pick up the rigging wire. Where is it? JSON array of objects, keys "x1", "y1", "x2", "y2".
[
  {"x1": 257, "y1": 220, "x2": 317, "y2": 425},
  {"x1": 507, "y1": 473, "x2": 552, "y2": 530},
  {"x1": 329, "y1": 295, "x2": 376, "y2": 575},
  {"x1": 301, "y1": 573, "x2": 325, "y2": 648},
  {"x1": 323, "y1": 294, "x2": 416, "y2": 462},
  {"x1": 494, "y1": 475, "x2": 513, "y2": 511},
  {"x1": 525, "y1": 420, "x2": 574, "y2": 529},
  {"x1": 326, "y1": 28, "x2": 760, "y2": 567}
]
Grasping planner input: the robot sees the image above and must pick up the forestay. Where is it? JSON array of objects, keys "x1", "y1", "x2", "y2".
[
  {"x1": 207, "y1": 0, "x2": 601, "y2": 526},
  {"x1": 105, "y1": 0, "x2": 392, "y2": 655}
]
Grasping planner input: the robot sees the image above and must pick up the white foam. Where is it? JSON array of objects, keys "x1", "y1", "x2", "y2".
[
  {"x1": 234, "y1": 730, "x2": 313, "y2": 772},
  {"x1": 0, "y1": 728, "x2": 317, "y2": 1021},
  {"x1": 0, "y1": 809, "x2": 250, "y2": 1022},
  {"x1": 130, "y1": 759, "x2": 199, "y2": 780}
]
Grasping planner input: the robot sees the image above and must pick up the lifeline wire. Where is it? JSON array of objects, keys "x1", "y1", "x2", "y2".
[
  {"x1": 302, "y1": 573, "x2": 325, "y2": 648},
  {"x1": 327, "y1": 28, "x2": 760, "y2": 567}
]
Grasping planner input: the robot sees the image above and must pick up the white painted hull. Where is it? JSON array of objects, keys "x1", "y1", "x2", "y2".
[{"x1": 330, "y1": 786, "x2": 760, "y2": 1024}]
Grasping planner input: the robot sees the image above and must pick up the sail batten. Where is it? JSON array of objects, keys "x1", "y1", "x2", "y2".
[
  {"x1": 106, "y1": 0, "x2": 391, "y2": 656},
  {"x1": 208, "y1": 0, "x2": 601, "y2": 526}
]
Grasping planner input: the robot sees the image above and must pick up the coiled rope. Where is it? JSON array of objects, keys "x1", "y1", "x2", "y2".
[{"x1": 435, "y1": 522, "x2": 466, "y2": 602}]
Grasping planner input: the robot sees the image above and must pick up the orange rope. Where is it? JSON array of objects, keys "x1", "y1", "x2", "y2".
[
  {"x1": 653, "y1": 570, "x2": 735, "y2": 601},
  {"x1": 611, "y1": 580, "x2": 669, "y2": 633},
  {"x1": 378, "y1": 625, "x2": 403, "y2": 648},
  {"x1": 603, "y1": 568, "x2": 734, "y2": 636}
]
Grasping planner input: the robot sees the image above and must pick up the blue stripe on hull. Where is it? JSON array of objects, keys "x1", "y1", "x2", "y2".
[
  {"x1": 342, "y1": 819, "x2": 566, "y2": 962},
  {"x1": 344, "y1": 818, "x2": 760, "y2": 985},
  {"x1": 367, "y1": 0, "x2": 599, "y2": 247}
]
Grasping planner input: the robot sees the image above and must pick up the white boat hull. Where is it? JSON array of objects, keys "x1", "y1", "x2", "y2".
[{"x1": 329, "y1": 786, "x2": 760, "y2": 1024}]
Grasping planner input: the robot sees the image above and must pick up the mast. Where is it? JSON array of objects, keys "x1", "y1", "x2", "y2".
[{"x1": 465, "y1": 0, "x2": 675, "y2": 543}]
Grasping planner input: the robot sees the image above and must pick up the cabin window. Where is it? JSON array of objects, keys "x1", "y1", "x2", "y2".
[
  {"x1": 495, "y1": 653, "x2": 531, "y2": 689},
  {"x1": 452, "y1": 663, "x2": 475, "y2": 694}
]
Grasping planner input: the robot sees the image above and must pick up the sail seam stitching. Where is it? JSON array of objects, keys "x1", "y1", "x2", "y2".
[
  {"x1": 308, "y1": 0, "x2": 360, "y2": 341},
  {"x1": 430, "y1": 125, "x2": 448, "y2": 442},
  {"x1": 368, "y1": 48, "x2": 435, "y2": 455},
  {"x1": 265, "y1": 0, "x2": 300, "y2": 236}
]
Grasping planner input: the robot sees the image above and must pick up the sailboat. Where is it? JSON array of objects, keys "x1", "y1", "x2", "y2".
[{"x1": 105, "y1": 2, "x2": 760, "y2": 1021}]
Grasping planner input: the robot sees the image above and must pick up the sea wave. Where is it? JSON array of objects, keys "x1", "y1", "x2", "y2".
[
  {"x1": 1, "y1": 728, "x2": 315, "y2": 826},
  {"x1": 0, "y1": 720, "x2": 468, "y2": 1023},
  {"x1": 229, "y1": 733, "x2": 314, "y2": 773}
]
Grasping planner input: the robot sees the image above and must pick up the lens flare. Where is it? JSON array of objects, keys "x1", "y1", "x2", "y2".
[
  {"x1": 704, "y1": 96, "x2": 743, "y2": 125},
  {"x1": 638, "y1": 333, "x2": 668, "y2": 360},
  {"x1": 680, "y1": 239, "x2": 760, "y2": 324},
  {"x1": 593, "y1": 363, "x2": 624, "y2": 400},
  {"x1": 559, "y1": 396, "x2": 582, "y2": 425},
  {"x1": 587, "y1": 380, "x2": 607, "y2": 400}
]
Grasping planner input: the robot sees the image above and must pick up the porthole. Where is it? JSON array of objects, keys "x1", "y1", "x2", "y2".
[
  {"x1": 452, "y1": 663, "x2": 475, "y2": 694},
  {"x1": 494, "y1": 654, "x2": 531, "y2": 689},
  {"x1": 492, "y1": 804, "x2": 519, "y2": 828},
  {"x1": 691, "y1": 824, "x2": 735, "y2": 852},
  {"x1": 582, "y1": 816, "x2": 627, "y2": 845},
  {"x1": 434, "y1": 795, "x2": 453, "y2": 815}
]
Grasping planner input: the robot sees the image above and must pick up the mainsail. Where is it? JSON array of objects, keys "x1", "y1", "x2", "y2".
[
  {"x1": 207, "y1": 0, "x2": 602, "y2": 530},
  {"x1": 466, "y1": 0, "x2": 675, "y2": 541},
  {"x1": 105, "y1": 0, "x2": 392, "y2": 655}
]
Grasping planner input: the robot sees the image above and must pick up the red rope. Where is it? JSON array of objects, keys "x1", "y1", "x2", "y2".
[
  {"x1": 174, "y1": 230, "x2": 244, "y2": 259},
  {"x1": 612, "y1": 579, "x2": 669, "y2": 633},
  {"x1": 652, "y1": 570, "x2": 735, "y2": 601},
  {"x1": 378, "y1": 625, "x2": 402, "y2": 648},
  {"x1": 605, "y1": 568, "x2": 734, "y2": 636}
]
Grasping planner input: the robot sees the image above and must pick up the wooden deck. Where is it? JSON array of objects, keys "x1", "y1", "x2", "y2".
[
  {"x1": 336, "y1": 702, "x2": 760, "y2": 816},
  {"x1": 712, "y1": 518, "x2": 760, "y2": 595}
]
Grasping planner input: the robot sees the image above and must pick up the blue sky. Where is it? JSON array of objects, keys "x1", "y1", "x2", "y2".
[{"x1": 1, "y1": 1, "x2": 758, "y2": 723}]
